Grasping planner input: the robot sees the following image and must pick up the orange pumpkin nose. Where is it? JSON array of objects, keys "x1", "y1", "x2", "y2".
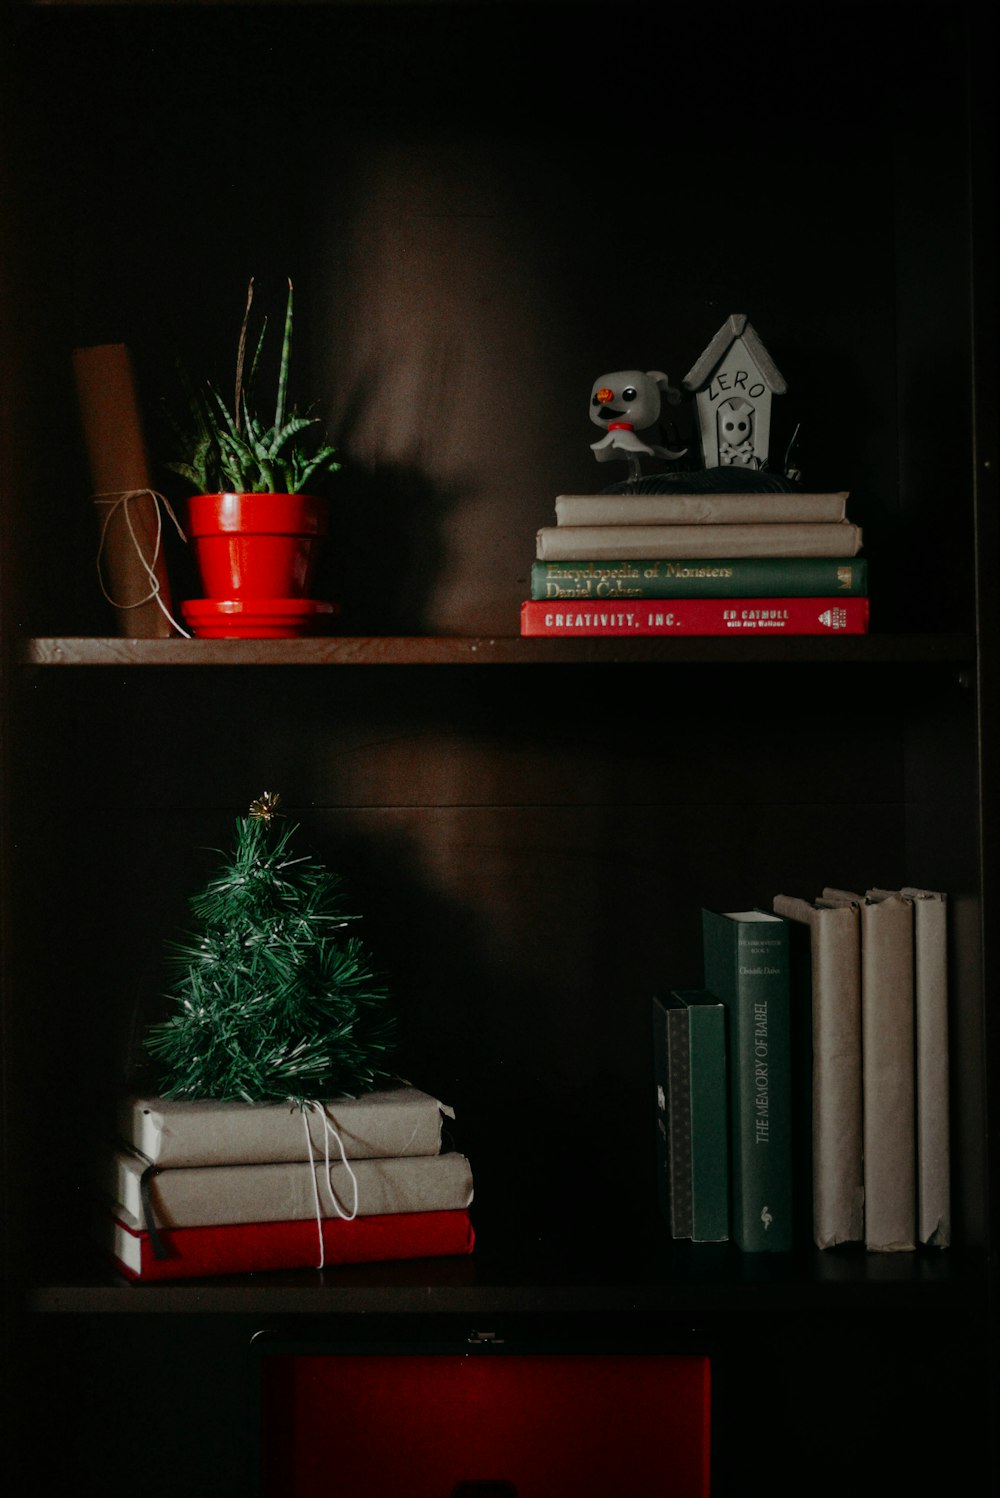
[{"x1": 596, "y1": 387, "x2": 614, "y2": 403}]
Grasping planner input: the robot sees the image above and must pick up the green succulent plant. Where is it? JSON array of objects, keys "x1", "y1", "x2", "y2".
[{"x1": 166, "y1": 277, "x2": 341, "y2": 495}]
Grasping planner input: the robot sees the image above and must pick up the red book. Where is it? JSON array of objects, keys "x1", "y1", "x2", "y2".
[
  {"x1": 520, "y1": 596, "x2": 869, "y2": 637},
  {"x1": 104, "y1": 1208, "x2": 475, "y2": 1282}
]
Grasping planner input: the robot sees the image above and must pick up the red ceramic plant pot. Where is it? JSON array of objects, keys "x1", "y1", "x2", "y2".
[
  {"x1": 180, "y1": 597, "x2": 339, "y2": 639},
  {"x1": 186, "y1": 492, "x2": 328, "y2": 600}
]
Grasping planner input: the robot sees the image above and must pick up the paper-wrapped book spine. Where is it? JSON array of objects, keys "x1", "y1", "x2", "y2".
[
  {"x1": 117, "y1": 1085, "x2": 454, "y2": 1167},
  {"x1": 72, "y1": 342, "x2": 178, "y2": 638},
  {"x1": 106, "y1": 1147, "x2": 475, "y2": 1230}
]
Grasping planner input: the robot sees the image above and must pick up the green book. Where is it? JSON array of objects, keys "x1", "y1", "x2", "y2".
[
  {"x1": 530, "y1": 556, "x2": 867, "y2": 601},
  {"x1": 701, "y1": 909, "x2": 792, "y2": 1252},
  {"x1": 671, "y1": 990, "x2": 730, "y2": 1242},
  {"x1": 652, "y1": 993, "x2": 693, "y2": 1237}
]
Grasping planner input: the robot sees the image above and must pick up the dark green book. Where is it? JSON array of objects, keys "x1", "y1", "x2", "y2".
[
  {"x1": 701, "y1": 909, "x2": 792, "y2": 1252},
  {"x1": 652, "y1": 993, "x2": 693, "y2": 1237},
  {"x1": 530, "y1": 556, "x2": 867, "y2": 601},
  {"x1": 653, "y1": 992, "x2": 729, "y2": 1242}
]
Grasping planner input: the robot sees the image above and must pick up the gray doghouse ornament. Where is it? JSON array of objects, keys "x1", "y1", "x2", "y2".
[
  {"x1": 586, "y1": 317, "x2": 801, "y2": 494},
  {"x1": 681, "y1": 313, "x2": 787, "y2": 470}
]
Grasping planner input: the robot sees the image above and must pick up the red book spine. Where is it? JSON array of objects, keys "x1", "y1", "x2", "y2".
[
  {"x1": 110, "y1": 1209, "x2": 475, "y2": 1282},
  {"x1": 520, "y1": 596, "x2": 869, "y2": 636}
]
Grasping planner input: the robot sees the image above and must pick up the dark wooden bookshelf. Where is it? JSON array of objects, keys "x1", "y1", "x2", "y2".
[
  {"x1": 2, "y1": 2, "x2": 997, "y2": 1494},
  {"x1": 17, "y1": 629, "x2": 976, "y2": 665},
  {"x1": 31, "y1": 1240, "x2": 985, "y2": 1316},
  {"x1": 19, "y1": 633, "x2": 981, "y2": 667}
]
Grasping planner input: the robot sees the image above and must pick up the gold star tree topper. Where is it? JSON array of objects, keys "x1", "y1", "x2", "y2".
[{"x1": 248, "y1": 791, "x2": 284, "y2": 823}]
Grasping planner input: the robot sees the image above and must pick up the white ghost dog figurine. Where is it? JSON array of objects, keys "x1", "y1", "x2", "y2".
[{"x1": 589, "y1": 369, "x2": 687, "y2": 467}]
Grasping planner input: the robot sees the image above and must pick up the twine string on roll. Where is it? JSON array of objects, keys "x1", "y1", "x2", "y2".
[{"x1": 94, "y1": 488, "x2": 191, "y2": 638}]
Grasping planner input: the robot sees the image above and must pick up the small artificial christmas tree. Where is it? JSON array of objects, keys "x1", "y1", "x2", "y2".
[{"x1": 144, "y1": 793, "x2": 396, "y2": 1106}]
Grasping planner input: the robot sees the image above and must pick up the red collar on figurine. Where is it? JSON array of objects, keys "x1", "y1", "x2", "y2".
[{"x1": 607, "y1": 422, "x2": 634, "y2": 431}]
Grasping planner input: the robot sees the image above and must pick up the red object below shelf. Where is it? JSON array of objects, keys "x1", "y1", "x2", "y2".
[{"x1": 260, "y1": 1351, "x2": 711, "y2": 1496}]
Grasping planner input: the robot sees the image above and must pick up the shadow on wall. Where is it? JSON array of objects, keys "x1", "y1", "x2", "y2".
[
  {"x1": 313, "y1": 459, "x2": 458, "y2": 636},
  {"x1": 315, "y1": 134, "x2": 576, "y2": 636}
]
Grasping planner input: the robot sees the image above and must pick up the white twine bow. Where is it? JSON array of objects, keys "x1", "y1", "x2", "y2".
[
  {"x1": 302, "y1": 1101, "x2": 360, "y2": 1269},
  {"x1": 93, "y1": 488, "x2": 191, "y2": 638}
]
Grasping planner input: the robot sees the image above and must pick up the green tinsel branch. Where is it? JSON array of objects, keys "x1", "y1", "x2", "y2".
[{"x1": 144, "y1": 796, "x2": 396, "y2": 1105}]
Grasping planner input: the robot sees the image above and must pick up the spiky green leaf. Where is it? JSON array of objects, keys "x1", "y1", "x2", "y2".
[
  {"x1": 166, "y1": 278, "x2": 341, "y2": 498},
  {"x1": 276, "y1": 279, "x2": 293, "y2": 431}
]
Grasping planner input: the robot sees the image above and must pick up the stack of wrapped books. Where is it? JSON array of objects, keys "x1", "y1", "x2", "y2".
[
  {"x1": 522, "y1": 488, "x2": 869, "y2": 636},
  {"x1": 98, "y1": 1084, "x2": 475, "y2": 1281}
]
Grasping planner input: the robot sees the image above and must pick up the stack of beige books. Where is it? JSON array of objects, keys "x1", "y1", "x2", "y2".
[
  {"x1": 523, "y1": 488, "x2": 869, "y2": 636},
  {"x1": 97, "y1": 1083, "x2": 475, "y2": 1280},
  {"x1": 534, "y1": 488, "x2": 863, "y2": 564}
]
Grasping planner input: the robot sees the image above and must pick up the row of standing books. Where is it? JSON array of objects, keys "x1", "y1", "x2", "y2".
[
  {"x1": 522, "y1": 487, "x2": 869, "y2": 637},
  {"x1": 654, "y1": 889, "x2": 949, "y2": 1253},
  {"x1": 97, "y1": 890, "x2": 944, "y2": 1278},
  {"x1": 97, "y1": 1084, "x2": 475, "y2": 1280}
]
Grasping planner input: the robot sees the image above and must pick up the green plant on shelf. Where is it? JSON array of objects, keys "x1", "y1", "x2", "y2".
[{"x1": 165, "y1": 277, "x2": 342, "y2": 496}]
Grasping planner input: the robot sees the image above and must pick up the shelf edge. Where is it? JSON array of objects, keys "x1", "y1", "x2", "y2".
[{"x1": 18, "y1": 634, "x2": 980, "y2": 668}]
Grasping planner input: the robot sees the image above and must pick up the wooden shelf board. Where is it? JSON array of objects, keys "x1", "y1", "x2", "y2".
[
  {"x1": 19, "y1": 634, "x2": 978, "y2": 668},
  {"x1": 25, "y1": 1239, "x2": 985, "y2": 1316}
]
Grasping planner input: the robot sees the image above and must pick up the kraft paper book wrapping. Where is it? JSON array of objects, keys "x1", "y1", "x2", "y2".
[
  {"x1": 772, "y1": 896, "x2": 864, "y2": 1248},
  {"x1": 107, "y1": 1147, "x2": 475, "y2": 1231},
  {"x1": 72, "y1": 342, "x2": 177, "y2": 638},
  {"x1": 117, "y1": 1085, "x2": 454, "y2": 1168},
  {"x1": 869, "y1": 886, "x2": 950, "y2": 1247},
  {"x1": 535, "y1": 520, "x2": 863, "y2": 562},
  {"x1": 822, "y1": 888, "x2": 915, "y2": 1251},
  {"x1": 554, "y1": 491, "x2": 850, "y2": 527}
]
